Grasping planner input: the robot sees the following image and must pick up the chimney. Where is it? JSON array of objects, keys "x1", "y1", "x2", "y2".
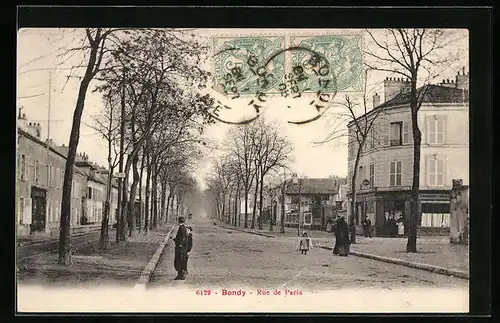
[
  {"x1": 455, "y1": 67, "x2": 469, "y2": 90},
  {"x1": 26, "y1": 121, "x2": 42, "y2": 139},
  {"x1": 384, "y1": 77, "x2": 410, "y2": 102},
  {"x1": 373, "y1": 93, "x2": 380, "y2": 108},
  {"x1": 440, "y1": 78, "x2": 456, "y2": 88}
]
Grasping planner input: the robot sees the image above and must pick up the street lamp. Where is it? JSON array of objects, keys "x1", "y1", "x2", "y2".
[{"x1": 292, "y1": 174, "x2": 302, "y2": 237}]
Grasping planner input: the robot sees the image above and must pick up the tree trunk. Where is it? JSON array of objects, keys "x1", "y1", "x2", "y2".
[
  {"x1": 144, "y1": 151, "x2": 152, "y2": 233},
  {"x1": 234, "y1": 184, "x2": 239, "y2": 226},
  {"x1": 237, "y1": 187, "x2": 241, "y2": 227},
  {"x1": 99, "y1": 164, "x2": 113, "y2": 250},
  {"x1": 280, "y1": 185, "x2": 285, "y2": 233},
  {"x1": 138, "y1": 151, "x2": 145, "y2": 234},
  {"x1": 244, "y1": 187, "x2": 249, "y2": 229},
  {"x1": 152, "y1": 168, "x2": 158, "y2": 229},
  {"x1": 58, "y1": 30, "x2": 102, "y2": 265},
  {"x1": 169, "y1": 185, "x2": 176, "y2": 223},
  {"x1": 258, "y1": 172, "x2": 265, "y2": 230},
  {"x1": 160, "y1": 179, "x2": 167, "y2": 225},
  {"x1": 176, "y1": 194, "x2": 181, "y2": 221},
  {"x1": 407, "y1": 79, "x2": 421, "y2": 253},
  {"x1": 166, "y1": 190, "x2": 172, "y2": 223},
  {"x1": 127, "y1": 154, "x2": 140, "y2": 238},
  {"x1": 349, "y1": 144, "x2": 362, "y2": 244}
]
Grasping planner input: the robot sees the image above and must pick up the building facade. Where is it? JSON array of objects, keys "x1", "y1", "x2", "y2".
[
  {"x1": 16, "y1": 112, "x2": 118, "y2": 237},
  {"x1": 347, "y1": 71, "x2": 469, "y2": 236},
  {"x1": 16, "y1": 116, "x2": 86, "y2": 237},
  {"x1": 274, "y1": 178, "x2": 342, "y2": 231}
]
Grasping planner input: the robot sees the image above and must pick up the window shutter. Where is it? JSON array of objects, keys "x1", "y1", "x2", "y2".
[
  {"x1": 403, "y1": 121, "x2": 409, "y2": 144},
  {"x1": 443, "y1": 116, "x2": 448, "y2": 144},
  {"x1": 442, "y1": 158, "x2": 448, "y2": 187},
  {"x1": 17, "y1": 153, "x2": 20, "y2": 180},
  {"x1": 24, "y1": 198, "x2": 32, "y2": 224},
  {"x1": 425, "y1": 116, "x2": 432, "y2": 145}
]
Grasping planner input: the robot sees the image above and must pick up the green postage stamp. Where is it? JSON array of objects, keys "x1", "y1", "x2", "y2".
[
  {"x1": 212, "y1": 36, "x2": 286, "y2": 96},
  {"x1": 289, "y1": 34, "x2": 363, "y2": 93},
  {"x1": 212, "y1": 33, "x2": 363, "y2": 96}
]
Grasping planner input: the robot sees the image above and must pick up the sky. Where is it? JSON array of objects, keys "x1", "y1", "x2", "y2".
[{"x1": 16, "y1": 28, "x2": 468, "y2": 189}]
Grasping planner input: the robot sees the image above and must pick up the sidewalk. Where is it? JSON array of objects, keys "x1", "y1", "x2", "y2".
[
  {"x1": 220, "y1": 223, "x2": 469, "y2": 279},
  {"x1": 17, "y1": 226, "x2": 173, "y2": 287}
]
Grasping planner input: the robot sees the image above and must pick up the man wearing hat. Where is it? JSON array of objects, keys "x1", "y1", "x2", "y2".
[
  {"x1": 173, "y1": 216, "x2": 188, "y2": 280},
  {"x1": 183, "y1": 226, "x2": 194, "y2": 276}
]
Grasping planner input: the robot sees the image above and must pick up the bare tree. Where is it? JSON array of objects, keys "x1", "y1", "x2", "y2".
[
  {"x1": 317, "y1": 68, "x2": 388, "y2": 244},
  {"x1": 253, "y1": 120, "x2": 294, "y2": 230},
  {"x1": 87, "y1": 91, "x2": 121, "y2": 249},
  {"x1": 58, "y1": 28, "x2": 120, "y2": 265},
  {"x1": 225, "y1": 124, "x2": 258, "y2": 229},
  {"x1": 364, "y1": 28, "x2": 466, "y2": 252}
]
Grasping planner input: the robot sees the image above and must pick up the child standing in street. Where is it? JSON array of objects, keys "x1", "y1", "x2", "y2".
[{"x1": 296, "y1": 232, "x2": 313, "y2": 255}]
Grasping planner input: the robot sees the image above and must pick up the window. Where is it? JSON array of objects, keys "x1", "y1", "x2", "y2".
[
  {"x1": 59, "y1": 170, "x2": 64, "y2": 189},
  {"x1": 390, "y1": 122, "x2": 403, "y2": 146},
  {"x1": 88, "y1": 187, "x2": 93, "y2": 199},
  {"x1": 47, "y1": 165, "x2": 54, "y2": 187},
  {"x1": 429, "y1": 119, "x2": 445, "y2": 144},
  {"x1": 54, "y1": 203, "x2": 59, "y2": 223},
  {"x1": 34, "y1": 159, "x2": 39, "y2": 183},
  {"x1": 379, "y1": 123, "x2": 389, "y2": 146},
  {"x1": 19, "y1": 198, "x2": 24, "y2": 224},
  {"x1": 369, "y1": 164, "x2": 374, "y2": 188},
  {"x1": 389, "y1": 161, "x2": 402, "y2": 186},
  {"x1": 304, "y1": 212, "x2": 312, "y2": 225},
  {"x1": 369, "y1": 127, "x2": 376, "y2": 150},
  {"x1": 428, "y1": 158, "x2": 445, "y2": 186},
  {"x1": 47, "y1": 200, "x2": 52, "y2": 223},
  {"x1": 421, "y1": 203, "x2": 451, "y2": 227},
  {"x1": 20, "y1": 154, "x2": 26, "y2": 180}
]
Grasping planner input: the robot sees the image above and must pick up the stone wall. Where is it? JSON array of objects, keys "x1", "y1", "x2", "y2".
[{"x1": 449, "y1": 179, "x2": 469, "y2": 244}]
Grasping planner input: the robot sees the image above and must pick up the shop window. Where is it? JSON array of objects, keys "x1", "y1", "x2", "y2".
[{"x1": 421, "y1": 203, "x2": 451, "y2": 227}]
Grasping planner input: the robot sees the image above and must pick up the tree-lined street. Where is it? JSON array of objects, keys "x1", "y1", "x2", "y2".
[{"x1": 150, "y1": 217, "x2": 468, "y2": 291}]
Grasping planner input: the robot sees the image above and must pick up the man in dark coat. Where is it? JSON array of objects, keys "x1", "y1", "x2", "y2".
[
  {"x1": 362, "y1": 217, "x2": 368, "y2": 237},
  {"x1": 365, "y1": 216, "x2": 372, "y2": 238},
  {"x1": 173, "y1": 216, "x2": 188, "y2": 280},
  {"x1": 333, "y1": 216, "x2": 349, "y2": 256},
  {"x1": 183, "y1": 226, "x2": 193, "y2": 276}
]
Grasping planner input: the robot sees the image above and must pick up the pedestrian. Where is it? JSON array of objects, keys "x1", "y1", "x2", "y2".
[
  {"x1": 396, "y1": 216, "x2": 404, "y2": 237},
  {"x1": 296, "y1": 232, "x2": 313, "y2": 255},
  {"x1": 172, "y1": 216, "x2": 188, "y2": 280},
  {"x1": 362, "y1": 217, "x2": 368, "y2": 237},
  {"x1": 366, "y1": 216, "x2": 372, "y2": 238},
  {"x1": 183, "y1": 226, "x2": 193, "y2": 276},
  {"x1": 333, "y1": 215, "x2": 349, "y2": 256}
]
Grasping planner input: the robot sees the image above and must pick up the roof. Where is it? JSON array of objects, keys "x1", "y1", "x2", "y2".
[
  {"x1": 376, "y1": 84, "x2": 469, "y2": 110},
  {"x1": 285, "y1": 178, "x2": 339, "y2": 195},
  {"x1": 348, "y1": 84, "x2": 469, "y2": 127},
  {"x1": 18, "y1": 128, "x2": 87, "y2": 178}
]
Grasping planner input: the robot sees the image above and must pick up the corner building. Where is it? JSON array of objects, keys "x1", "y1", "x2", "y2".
[{"x1": 347, "y1": 71, "x2": 469, "y2": 236}]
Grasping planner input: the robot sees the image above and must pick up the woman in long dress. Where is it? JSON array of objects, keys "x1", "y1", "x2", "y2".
[{"x1": 333, "y1": 216, "x2": 349, "y2": 256}]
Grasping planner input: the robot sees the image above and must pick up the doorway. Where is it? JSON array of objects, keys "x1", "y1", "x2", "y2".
[{"x1": 30, "y1": 187, "x2": 47, "y2": 234}]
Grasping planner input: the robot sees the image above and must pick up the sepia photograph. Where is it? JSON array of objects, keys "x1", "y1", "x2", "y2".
[{"x1": 14, "y1": 7, "x2": 487, "y2": 314}]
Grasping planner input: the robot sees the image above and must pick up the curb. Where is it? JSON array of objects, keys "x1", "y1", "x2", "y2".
[
  {"x1": 17, "y1": 228, "x2": 103, "y2": 247},
  {"x1": 219, "y1": 224, "x2": 275, "y2": 238},
  {"x1": 318, "y1": 245, "x2": 469, "y2": 280},
  {"x1": 133, "y1": 225, "x2": 176, "y2": 290}
]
